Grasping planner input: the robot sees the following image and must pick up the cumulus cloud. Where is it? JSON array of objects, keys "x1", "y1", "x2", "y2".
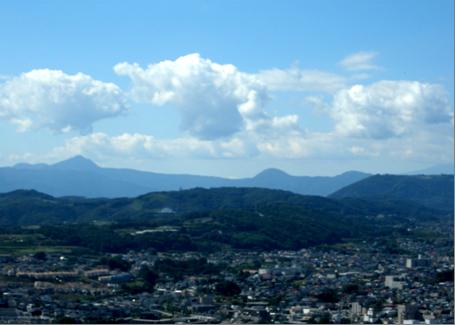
[
  {"x1": 114, "y1": 53, "x2": 269, "y2": 140},
  {"x1": 242, "y1": 114, "x2": 311, "y2": 158},
  {"x1": 2, "y1": 54, "x2": 452, "y2": 171},
  {"x1": 344, "y1": 127, "x2": 453, "y2": 163},
  {"x1": 339, "y1": 51, "x2": 379, "y2": 71},
  {"x1": 0, "y1": 69, "x2": 127, "y2": 133},
  {"x1": 44, "y1": 117, "x2": 315, "y2": 162},
  {"x1": 304, "y1": 95, "x2": 331, "y2": 113},
  {"x1": 8, "y1": 121, "x2": 450, "y2": 171},
  {"x1": 50, "y1": 132, "x2": 260, "y2": 160},
  {"x1": 257, "y1": 66, "x2": 346, "y2": 93},
  {"x1": 329, "y1": 80, "x2": 453, "y2": 139},
  {"x1": 114, "y1": 54, "x2": 344, "y2": 141}
]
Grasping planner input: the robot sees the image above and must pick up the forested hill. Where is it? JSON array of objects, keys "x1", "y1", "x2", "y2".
[
  {"x1": 0, "y1": 187, "x2": 449, "y2": 251},
  {"x1": 0, "y1": 186, "x2": 446, "y2": 226},
  {"x1": 330, "y1": 174, "x2": 454, "y2": 212}
]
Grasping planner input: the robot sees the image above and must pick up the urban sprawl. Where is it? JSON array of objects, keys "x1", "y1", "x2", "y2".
[{"x1": 0, "y1": 229, "x2": 453, "y2": 325}]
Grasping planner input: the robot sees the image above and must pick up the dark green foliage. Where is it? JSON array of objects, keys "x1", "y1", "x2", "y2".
[
  {"x1": 38, "y1": 224, "x2": 134, "y2": 253},
  {"x1": 122, "y1": 266, "x2": 158, "y2": 294},
  {"x1": 139, "y1": 266, "x2": 158, "y2": 288},
  {"x1": 342, "y1": 283, "x2": 360, "y2": 294},
  {"x1": 215, "y1": 280, "x2": 241, "y2": 296},
  {"x1": 311, "y1": 312, "x2": 332, "y2": 324},
  {"x1": 53, "y1": 315, "x2": 78, "y2": 324},
  {"x1": 0, "y1": 186, "x2": 448, "y2": 226},
  {"x1": 31, "y1": 309, "x2": 42, "y2": 317},
  {"x1": 0, "y1": 187, "x2": 450, "y2": 253},
  {"x1": 101, "y1": 256, "x2": 131, "y2": 271},
  {"x1": 121, "y1": 282, "x2": 145, "y2": 295},
  {"x1": 435, "y1": 269, "x2": 454, "y2": 282},
  {"x1": 258, "y1": 310, "x2": 272, "y2": 323},
  {"x1": 33, "y1": 251, "x2": 47, "y2": 261},
  {"x1": 331, "y1": 174, "x2": 454, "y2": 213},
  {"x1": 315, "y1": 288, "x2": 339, "y2": 303}
]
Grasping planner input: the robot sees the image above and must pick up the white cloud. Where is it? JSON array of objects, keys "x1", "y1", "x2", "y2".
[
  {"x1": 257, "y1": 66, "x2": 346, "y2": 93},
  {"x1": 304, "y1": 96, "x2": 331, "y2": 113},
  {"x1": 50, "y1": 132, "x2": 260, "y2": 160},
  {"x1": 114, "y1": 53, "x2": 269, "y2": 140},
  {"x1": 0, "y1": 69, "x2": 127, "y2": 133},
  {"x1": 245, "y1": 114, "x2": 310, "y2": 159},
  {"x1": 329, "y1": 80, "x2": 453, "y2": 139},
  {"x1": 43, "y1": 118, "x2": 315, "y2": 161},
  {"x1": 343, "y1": 127, "x2": 453, "y2": 163},
  {"x1": 1, "y1": 54, "x2": 452, "y2": 172},
  {"x1": 339, "y1": 51, "x2": 379, "y2": 71},
  {"x1": 114, "y1": 54, "x2": 344, "y2": 141},
  {"x1": 6, "y1": 120, "x2": 452, "y2": 169}
]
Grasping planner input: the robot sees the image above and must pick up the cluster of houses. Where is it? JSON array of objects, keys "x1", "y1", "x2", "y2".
[{"x1": 0, "y1": 231, "x2": 453, "y2": 324}]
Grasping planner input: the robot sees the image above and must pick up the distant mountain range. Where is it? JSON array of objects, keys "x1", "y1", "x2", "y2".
[
  {"x1": 0, "y1": 165, "x2": 452, "y2": 251},
  {"x1": 407, "y1": 163, "x2": 454, "y2": 175},
  {"x1": 0, "y1": 156, "x2": 370, "y2": 198},
  {"x1": 0, "y1": 156, "x2": 453, "y2": 201}
]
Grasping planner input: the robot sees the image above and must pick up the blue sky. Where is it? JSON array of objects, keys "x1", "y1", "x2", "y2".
[{"x1": 0, "y1": 0, "x2": 453, "y2": 177}]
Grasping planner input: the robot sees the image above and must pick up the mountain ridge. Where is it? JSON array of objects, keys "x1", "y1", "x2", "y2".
[
  {"x1": 330, "y1": 174, "x2": 454, "y2": 212},
  {"x1": 407, "y1": 163, "x2": 454, "y2": 175},
  {"x1": 0, "y1": 186, "x2": 445, "y2": 227},
  {"x1": 0, "y1": 156, "x2": 370, "y2": 198}
]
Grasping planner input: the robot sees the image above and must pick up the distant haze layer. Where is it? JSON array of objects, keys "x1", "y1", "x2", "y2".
[{"x1": 0, "y1": 155, "x2": 452, "y2": 199}]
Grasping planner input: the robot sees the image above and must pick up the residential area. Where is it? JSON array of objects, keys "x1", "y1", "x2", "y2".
[{"x1": 0, "y1": 233, "x2": 452, "y2": 324}]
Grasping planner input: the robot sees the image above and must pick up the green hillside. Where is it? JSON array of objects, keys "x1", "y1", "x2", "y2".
[
  {"x1": 0, "y1": 187, "x2": 447, "y2": 253},
  {"x1": 330, "y1": 174, "x2": 454, "y2": 212}
]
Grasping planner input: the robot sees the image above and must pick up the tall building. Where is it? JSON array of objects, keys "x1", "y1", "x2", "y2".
[
  {"x1": 385, "y1": 275, "x2": 404, "y2": 289},
  {"x1": 397, "y1": 304, "x2": 406, "y2": 324},
  {"x1": 350, "y1": 302, "x2": 361, "y2": 322}
]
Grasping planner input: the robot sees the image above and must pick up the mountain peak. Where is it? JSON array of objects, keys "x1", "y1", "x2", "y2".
[
  {"x1": 254, "y1": 168, "x2": 290, "y2": 179},
  {"x1": 338, "y1": 170, "x2": 370, "y2": 178},
  {"x1": 52, "y1": 155, "x2": 99, "y2": 171}
]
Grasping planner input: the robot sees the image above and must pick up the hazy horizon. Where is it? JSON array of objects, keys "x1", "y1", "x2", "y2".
[{"x1": 2, "y1": 154, "x2": 453, "y2": 179}]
